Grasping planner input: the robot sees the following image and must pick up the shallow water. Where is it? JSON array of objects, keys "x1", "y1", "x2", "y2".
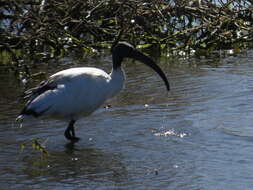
[{"x1": 1, "y1": 51, "x2": 253, "y2": 189}]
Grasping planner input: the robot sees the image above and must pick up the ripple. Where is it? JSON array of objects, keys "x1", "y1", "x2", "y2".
[{"x1": 154, "y1": 129, "x2": 187, "y2": 138}]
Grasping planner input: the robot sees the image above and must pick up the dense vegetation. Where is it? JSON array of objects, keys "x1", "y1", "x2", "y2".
[{"x1": 1, "y1": 0, "x2": 253, "y2": 66}]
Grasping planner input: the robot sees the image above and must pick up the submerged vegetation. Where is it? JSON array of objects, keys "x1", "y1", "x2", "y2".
[
  {"x1": 20, "y1": 138, "x2": 49, "y2": 158},
  {"x1": 0, "y1": 0, "x2": 253, "y2": 67}
]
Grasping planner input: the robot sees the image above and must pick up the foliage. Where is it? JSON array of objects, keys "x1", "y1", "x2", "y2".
[{"x1": 0, "y1": 0, "x2": 253, "y2": 64}]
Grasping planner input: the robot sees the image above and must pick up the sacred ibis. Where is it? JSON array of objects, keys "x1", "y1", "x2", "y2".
[{"x1": 16, "y1": 42, "x2": 170, "y2": 142}]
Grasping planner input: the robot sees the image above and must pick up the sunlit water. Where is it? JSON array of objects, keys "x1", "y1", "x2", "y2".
[{"x1": 1, "y1": 51, "x2": 253, "y2": 189}]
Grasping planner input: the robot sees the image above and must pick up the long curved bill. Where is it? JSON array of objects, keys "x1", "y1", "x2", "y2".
[
  {"x1": 128, "y1": 49, "x2": 170, "y2": 91},
  {"x1": 112, "y1": 42, "x2": 170, "y2": 91}
]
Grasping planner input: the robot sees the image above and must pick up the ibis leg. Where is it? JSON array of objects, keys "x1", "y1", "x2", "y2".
[{"x1": 64, "y1": 120, "x2": 80, "y2": 142}]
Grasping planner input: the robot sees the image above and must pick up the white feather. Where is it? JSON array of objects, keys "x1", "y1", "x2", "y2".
[{"x1": 20, "y1": 67, "x2": 125, "y2": 121}]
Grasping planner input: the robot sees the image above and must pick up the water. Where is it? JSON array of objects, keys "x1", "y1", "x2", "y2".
[{"x1": 1, "y1": 51, "x2": 253, "y2": 189}]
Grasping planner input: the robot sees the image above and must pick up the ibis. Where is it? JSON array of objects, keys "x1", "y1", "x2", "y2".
[{"x1": 16, "y1": 42, "x2": 170, "y2": 142}]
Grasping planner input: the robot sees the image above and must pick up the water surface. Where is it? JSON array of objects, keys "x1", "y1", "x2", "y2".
[{"x1": 1, "y1": 51, "x2": 253, "y2": 189}]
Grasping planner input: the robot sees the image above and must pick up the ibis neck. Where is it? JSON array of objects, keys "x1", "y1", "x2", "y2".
[{"x1": 108, "y1": 67, "x2": 125, "y2": 98}]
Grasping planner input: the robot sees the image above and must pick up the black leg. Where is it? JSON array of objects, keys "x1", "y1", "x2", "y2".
[{"x1": 64, "y1": 120, "x2": 80, "y2": 142}]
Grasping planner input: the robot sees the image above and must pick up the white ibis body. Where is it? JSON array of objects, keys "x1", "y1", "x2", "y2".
[{"x1": 16, "y1": 42, "x2": 170, "y2": 142}]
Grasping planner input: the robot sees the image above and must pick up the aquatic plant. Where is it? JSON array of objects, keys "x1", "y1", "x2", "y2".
[{"x1": 20, "y1": 138, "x2": 49, "y2": 158}]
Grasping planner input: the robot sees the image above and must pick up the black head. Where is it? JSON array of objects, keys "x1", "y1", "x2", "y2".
[{"x1": 112, "y1": 42, "x2": 170, "y2": 91}]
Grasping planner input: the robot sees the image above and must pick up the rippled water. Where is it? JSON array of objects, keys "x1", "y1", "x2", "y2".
[{"x1": 1, "y1": 51, "x2": 253, "y2": 189}]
